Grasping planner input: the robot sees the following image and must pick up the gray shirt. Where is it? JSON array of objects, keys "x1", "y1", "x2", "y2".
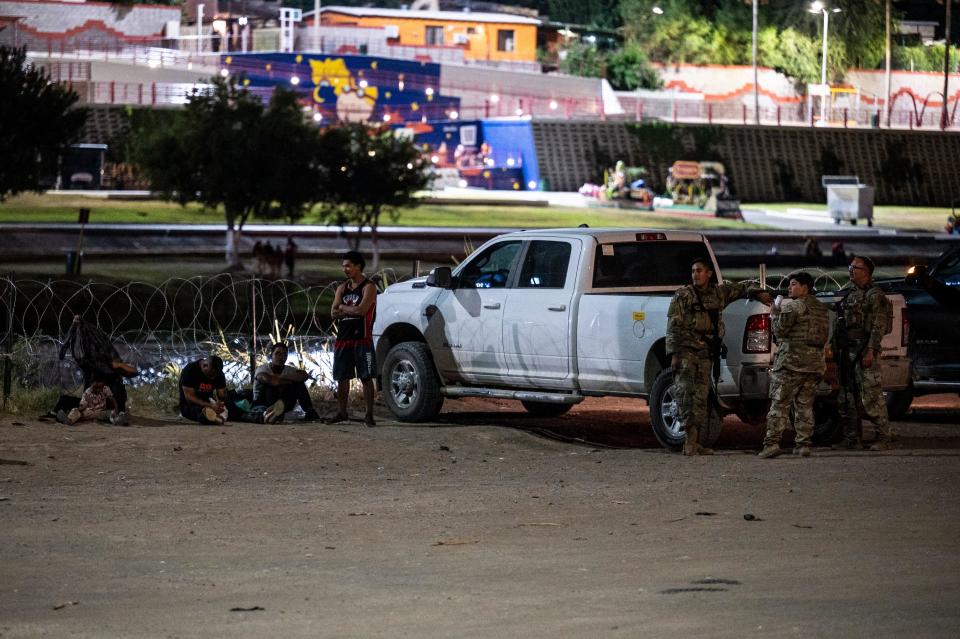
[{"x1": 253, "y1": 362, "x2": 301, "y2": 401}]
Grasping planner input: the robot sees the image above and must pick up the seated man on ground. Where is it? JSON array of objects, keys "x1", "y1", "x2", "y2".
[
  {"x1": 57, "y1": 375, "x2": 120, "y2": 425},
  {"x1": 253, "y1": 342, "x2": 320, "y2": 422},
  {"x1": 179, "y1": 355, "x2": 283, "y2": 425}
]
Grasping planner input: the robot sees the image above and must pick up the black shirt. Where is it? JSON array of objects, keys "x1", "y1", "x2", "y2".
[{"x1": 178, "y1": 360, "x2": 226, "y2": 409}]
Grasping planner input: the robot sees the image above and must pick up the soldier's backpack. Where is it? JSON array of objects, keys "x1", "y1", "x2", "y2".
[{"x1": 872, "y1": 286, "x2": 895, "y2": 336}]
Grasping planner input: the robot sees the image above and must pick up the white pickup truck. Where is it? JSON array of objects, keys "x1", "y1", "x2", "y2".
[{"x1": 372, "y1": 228, "x2": 910, "y2": 450}]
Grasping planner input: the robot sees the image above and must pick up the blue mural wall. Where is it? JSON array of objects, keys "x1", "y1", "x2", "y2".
[
  {"x1": 219, "y1": 53, "x2": 541, "y2": 191},
  {"x1": 220, "y1": 52, "x2": 459, "y2": 123},
  {"x1": 395, "y1": 119, "x2": 541, "y2": 191}
]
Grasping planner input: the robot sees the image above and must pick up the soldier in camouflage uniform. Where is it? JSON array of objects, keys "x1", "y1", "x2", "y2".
[
  {"x1": 835, "y1": 255, "x2": 895, "y2": 451},
  {"x1": 667, "y1": 258, "x2": 772, "y2": 456},
  {"x1": 758, "y1": 272, "x2": 829, "y2": 458}
]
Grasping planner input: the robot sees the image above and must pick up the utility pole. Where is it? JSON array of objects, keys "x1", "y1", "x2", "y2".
[
  {"x1": 752, "y1": 0, "x2": 759, "y2": 124},
  {"x1": 314, "y1": 0, "x2": 321, "y2": 52},
  {"x1": 885, "y1": 0, "x2": 891, "y2": 127},
  {"x1": 197, "y1": 3, "x2": 204, "y2": 55},
  {"x1": 944, "y1": 0, "x2": 953, "y2": 130}
]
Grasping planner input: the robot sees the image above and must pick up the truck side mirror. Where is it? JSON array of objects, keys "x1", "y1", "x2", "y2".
[
  {"x1": 904, "y1": 264, "x2": 928, "y2": 285},
  {"x1": 426, "y1": 266, "x2": 453, "y2": 288}
]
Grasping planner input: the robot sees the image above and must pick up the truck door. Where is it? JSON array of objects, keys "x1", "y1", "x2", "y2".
[
  {"x1": 911, "y1": 249, "x2": 960, "y2": 382},
  {"x1": 431, "y1": 240, "x2": 522, "y2": 383},
  {"x1": 503, "y1": 239, "x2": 578, "y2": 388}
]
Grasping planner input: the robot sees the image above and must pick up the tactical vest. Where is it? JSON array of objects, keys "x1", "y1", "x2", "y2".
[
  {"x1": 802, "y1": 297, "x2": 830, "y2": 348},
  {"x1": 843, "y1": 285, "x2": 893, "y2": 341}
]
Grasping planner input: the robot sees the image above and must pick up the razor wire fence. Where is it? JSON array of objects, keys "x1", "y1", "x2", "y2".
[
  {"x1": 0, "y1": 267, "x2": 849, "y2": 403},
  {"x1": 0, "y1": 272, "x2": 405, "y2": 398}
]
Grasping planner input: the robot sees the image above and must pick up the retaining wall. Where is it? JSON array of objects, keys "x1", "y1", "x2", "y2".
[{"x1": 531, "y1": 121, "x2": 960, "y2": 206}]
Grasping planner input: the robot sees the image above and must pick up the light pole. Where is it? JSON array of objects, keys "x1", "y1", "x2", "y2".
[
  {"x1": 752, "y1": 0, "x2": 758, "y2": 124},
  {"x1": 809, "y1": 1, "x2": 841, "y2": 124}
]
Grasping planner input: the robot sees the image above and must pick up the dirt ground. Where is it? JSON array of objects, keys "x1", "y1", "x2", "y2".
[{"x1": 2, "y1": 395, "x2": 959, "y2": 638}]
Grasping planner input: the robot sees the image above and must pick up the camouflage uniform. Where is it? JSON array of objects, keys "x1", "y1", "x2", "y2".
[
  {"x1": 666, "y1": 281, "x2": 752, "y2": 446},
  {"x1": 763, "y1": 295, "x2": 829, "y2": 448},
  {"x1": 837, "y1": 284, "x2": 893, "y2": 443}
]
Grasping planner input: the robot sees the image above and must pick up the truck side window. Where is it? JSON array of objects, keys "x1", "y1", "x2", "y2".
[
  {"x1": 458, "y1": 241, "x2": 521, "y2": 289},
  {"x1": 518, "y1": 241, "x2": 571, "y2": 288},
  {"x1": 938, "y1": 252, "x2": 960, "y2": 287},
  {"x1": 593, "y1": 241, "x2": 712, "y2": 288}
]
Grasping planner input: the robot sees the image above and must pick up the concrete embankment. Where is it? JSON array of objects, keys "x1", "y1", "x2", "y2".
[{"x1": 1, "y1": 223, "x2": 957, "y2": 266}]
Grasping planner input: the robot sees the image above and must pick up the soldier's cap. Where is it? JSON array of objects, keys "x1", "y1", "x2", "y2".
[{"x1": 789, "y1": 271, "x2": 815, "y2": 291}]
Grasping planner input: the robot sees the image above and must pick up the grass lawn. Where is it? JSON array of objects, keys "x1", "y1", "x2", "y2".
[
  {"x1": 0, "y1": 193, "x2": 222, "y2": 224},
  {"x1": 747, "y1": 202, "x2": 955, "y2": 232},
  {"x1": 1, "y1": 193, "x2": 761, "y2": 230}
]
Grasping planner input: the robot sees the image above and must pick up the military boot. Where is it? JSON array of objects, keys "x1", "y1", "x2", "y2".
[
  {"x1": 831, "y1": 438, "x2": 863, "y2": 450},
  {"x1": 757, "y1": 445, "x2": 783, "y2": 459},
  {"x1": 682, "y1": 427, "x2": 713, "y2": 456},
  {"x1": 682, "y1": 426, "x2": 698, "y2": 456}
]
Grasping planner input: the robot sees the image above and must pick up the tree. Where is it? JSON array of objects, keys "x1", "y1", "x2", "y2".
[
  {"x1": 0, "y1": 46, "x2": 87, "y2": 201},
  {"x1": 316, "y1": 123, "x2": 432, "y2": 271},
  {"x1": 132, "y1": 76, "x2": 321, "y2": 268},
  {"x1": 607, "y1": 43, "x2": 662, "y2": 90},
  {"x1": 559, "y1": 41, "x2": 608, "y2": 78},
  {"x1": 548, "y1": 0, "x2": 622, "y2": 29},
  {"x1": 618, "y1": 0, "x2": 890, "y2": 84}
]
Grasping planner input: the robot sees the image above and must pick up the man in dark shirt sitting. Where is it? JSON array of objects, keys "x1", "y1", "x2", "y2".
[
  {"x1": 179, "y1": 355, "x2": 284, "y2": 425},
  {"x1": 179, "y1": 355, "x2": 228, "y2": 425}
]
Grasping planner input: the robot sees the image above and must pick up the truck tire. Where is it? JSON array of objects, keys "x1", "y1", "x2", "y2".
[
  {"x1": 811, "y1": 398, "x2": 843, "y2": 445},
  {"x1": 649, "y1": 368, "x2": 722, "y2": 452},
  {"x1": 885, "y1": 387, "x2": 914, "y2": 420},
  {"x1": 381, "y1": 342, "x2": 443, "y2": 422},
  {"x1": 520, "y1": 400, "x2": 573, "y2": 417}
]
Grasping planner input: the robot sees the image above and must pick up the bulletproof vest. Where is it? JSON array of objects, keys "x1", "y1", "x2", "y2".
[
  {"x1": 690, "y1": 286, "x2": 724, "y2": 338},
  {"x1": 843, "y1": 285, "x2": 893, "y2": 339},
  {"x1": 801, "y1": 297, "x2": 830, "y2": 348}
]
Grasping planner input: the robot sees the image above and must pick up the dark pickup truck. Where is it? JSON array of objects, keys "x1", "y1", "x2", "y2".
[{"x1": 879, "y1": 245, "x2": 960, "y2": 417}]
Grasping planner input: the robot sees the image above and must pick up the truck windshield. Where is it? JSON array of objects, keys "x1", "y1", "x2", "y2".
[{"x1": 593, "y1": 241, "x2": 712, "y2": 288}]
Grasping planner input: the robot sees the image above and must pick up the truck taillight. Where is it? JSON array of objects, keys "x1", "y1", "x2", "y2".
[
  {"x1": 901, "y1": 307, "x2": 909, "y2": 347},
  {"x1": 743, "y1": 313, "x2": 771, "y2": 353}
]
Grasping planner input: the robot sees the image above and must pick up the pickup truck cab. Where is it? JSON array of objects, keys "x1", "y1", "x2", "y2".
[
  {"x1": 879, "y1": 245, "x2": 960, "y2": 417},
  {"x1": 373, "y1": 228, "x2": 774, "y2": 450}
]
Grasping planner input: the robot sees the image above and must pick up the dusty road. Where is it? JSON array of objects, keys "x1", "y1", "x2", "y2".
[{"x1": 2, "y1": 396, "x2": 959, "y2": 638}]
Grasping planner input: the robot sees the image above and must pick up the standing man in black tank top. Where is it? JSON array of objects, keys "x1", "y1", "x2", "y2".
[{"x1": 329, "y1": 250, "x2": 378, "y2": 426}]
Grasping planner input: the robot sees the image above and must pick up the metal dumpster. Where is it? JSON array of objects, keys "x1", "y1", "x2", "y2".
[{"x1": 822, "y1": 175, "x2": 875, "y2": 226}]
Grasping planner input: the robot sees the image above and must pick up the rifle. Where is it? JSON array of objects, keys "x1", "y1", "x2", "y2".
[{"x1": 833, "y1": 300, "x2": 862, "y2": 441}]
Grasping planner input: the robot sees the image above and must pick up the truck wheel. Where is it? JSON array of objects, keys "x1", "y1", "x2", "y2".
[
  {"x1": 382, "y1": 342, "x2": 443, "y2": 422},
  {"x1": 885, "y1": 387, "x2": 914, "y2": 420},
  {"x1": 649, "y1": 368, "x2": 722, "y2": 452},
  {"x1": 811, "y1": 398, "x2": 843, "y2": 445},
  {"x1": 520, "y1": 401, "x2": 573, "y2": 417}
]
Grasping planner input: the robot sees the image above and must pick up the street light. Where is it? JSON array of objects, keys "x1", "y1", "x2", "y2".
[{"x1": 809, "y1": 1, "x2": 841, "y2": 125}]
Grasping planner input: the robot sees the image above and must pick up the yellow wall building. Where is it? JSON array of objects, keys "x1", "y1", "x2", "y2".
[{"x1": 313, "y1": 6, "x2": 539, "y2": 64}]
